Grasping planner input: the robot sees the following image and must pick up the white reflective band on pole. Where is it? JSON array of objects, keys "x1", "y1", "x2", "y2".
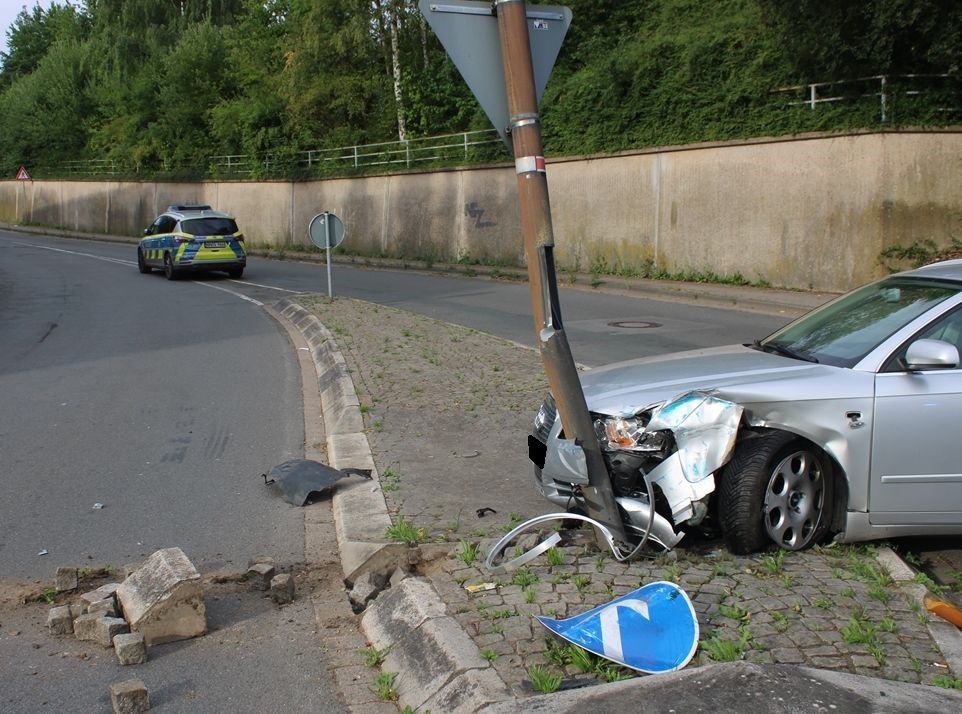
[{"x1": 515, "y1": 155, "x2": 546, "y2": 174}]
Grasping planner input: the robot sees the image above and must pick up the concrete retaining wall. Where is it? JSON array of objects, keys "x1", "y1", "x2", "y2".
[{"x1": 2, "y1": 130, "x2": 960, "y2": 292}]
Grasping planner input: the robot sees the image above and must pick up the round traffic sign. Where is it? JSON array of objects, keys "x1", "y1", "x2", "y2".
[{"x1": 308, "y1": 212, "x2": 345, "y2": 249}]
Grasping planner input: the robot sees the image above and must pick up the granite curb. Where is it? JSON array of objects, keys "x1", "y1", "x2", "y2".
[
  {"x1": 275, "y1": 298, "x2": 514, "y2": 712},
  {"x1": 270, "y1": 293, "x2": 962, "y2": 713}
]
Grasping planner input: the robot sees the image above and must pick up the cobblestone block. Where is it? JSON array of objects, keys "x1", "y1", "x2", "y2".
[
  {"x1": 74, "y1": 613, "x2": 103, "y2": 642},
  {"x1": 114, "y1": 633, "x2": 147, "y2": 665},
  {"x1": 55, "y1": 566, "x2": 78, "y2": 592},
  {"x1": 47, "y1": 605, "x2": 74, "y2": 636},
  {"x1": 270, "y1": 573, "x2": 295, "y2": 605},
  {"x1": 108, "y1": 678, "x2": 149, "y2": 713},
  {"x1": 247, "y1": 562, "x2": 276, "y2": 591},
  {"x1": 89, "y1": 597, "x2": 119, "y2": 617},
  {"x1": 96, "y1": 617, "x2": 130, "y2": 647}
]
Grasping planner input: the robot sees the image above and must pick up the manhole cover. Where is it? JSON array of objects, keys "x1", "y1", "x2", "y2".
[{"x1": 608, "y1": 320, "x2": 662, "y2": 329}]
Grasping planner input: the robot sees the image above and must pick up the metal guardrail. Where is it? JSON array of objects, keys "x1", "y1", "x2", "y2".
[
  {"x1": 771, "y1": 74, "x2": 960, "y2": 122},
  {"x1": 55, "y1": 129, "x2": 505, "y2": 179}
]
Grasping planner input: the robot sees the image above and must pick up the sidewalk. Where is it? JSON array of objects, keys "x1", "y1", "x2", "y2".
[{"x1": 277, "y1": 284, "x2": 962, "y2": 713}]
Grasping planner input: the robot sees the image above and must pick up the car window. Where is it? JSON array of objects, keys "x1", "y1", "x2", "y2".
[
  {"x1": 180, "y1": 217, "x2": 238, "y2": 236},
  {"x1": 150, "y1": 216, "x2": 176, "y2": 234},
  {"x1": 881, "y1": 306, "x2": 962, "y2": 372},
  {"x1": 761, "y1": 278, "x2": 962, "y2": 368}
]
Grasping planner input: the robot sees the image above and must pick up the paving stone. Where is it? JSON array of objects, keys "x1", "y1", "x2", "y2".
[
  {"x1": 55, "y1": 566, "x2": 78, "y2": 592},
  {"x1": 113, "y1": 633, "x2": 147, "y2": 665},
  {"x1": 96, "y1": 617, "x2": 130, "y2": 647},
  {"x1": 271, "y1": 573, "x2": 296, "y2": 605},
  {"x1": 74, "y1": 613, "x2": 104, "y2": 642},
  {"x1": 46, "y1": 605, "x2": 74, "y2": 636},
  {"x1": 247, "y1": 562, "x2": 276, "y2": 591},
  {"x1": 108, "y1": 678, "x2": 149, "y2": 713},
  {"x1": 89, "y1": 597, "x2": 119, "y2": 617}
]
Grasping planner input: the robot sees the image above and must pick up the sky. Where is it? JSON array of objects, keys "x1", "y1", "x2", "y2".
[{"x1": 0, "y1": 1, "x2": 57, "y2": 56}]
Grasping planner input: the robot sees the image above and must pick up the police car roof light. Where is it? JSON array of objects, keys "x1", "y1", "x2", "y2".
[{"x1": 168, "y1": 204, "x2": 212, "y2": 212}]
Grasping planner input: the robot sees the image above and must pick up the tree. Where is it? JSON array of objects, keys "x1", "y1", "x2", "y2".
[{"x1": 0, "y1": 2, "x2": 91, "y2": 87}]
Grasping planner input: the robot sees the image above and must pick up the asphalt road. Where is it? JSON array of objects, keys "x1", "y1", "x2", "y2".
[
  {"x1": 0, "y1": 232, "x2": 305, "y2": 579},
  {"x1": 0, "y1": 231, "x2": 346, "y2": 713}
]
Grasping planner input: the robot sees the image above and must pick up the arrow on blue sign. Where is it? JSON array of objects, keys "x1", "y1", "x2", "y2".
[{"x1": 537, "y1": 580, "x2": 699, "y2": 673}]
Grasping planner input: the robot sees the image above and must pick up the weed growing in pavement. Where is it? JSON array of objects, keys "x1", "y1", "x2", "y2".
[
  {"x1": 527, "y1": 665, "x2": 563, "y2": 694},
  {"x1": 932, "y1": 675, "x2": 962, "y2": 690},
  {"x1": 572, "y1": 574, "x2": 591, "y2": 599},
  {"x1": 718, "y1": 599, "x2": 750, "y2": 622},
  {"x1": 568, "y1": 645, "x2": 595, "y2": 673},
  {"x1": 913, "y1": 572, "x2": 947, "y2": 595},
  {"x1": 40, "y1": 587, "x2": 57, "y2": 604},
  {"x1": 811, "y1": 595, "x2": 832, "y2": 609},
  {"x1": 545, "y1": 639, "x2": 568, "y2": 667},
  {"x1": 759, "y1": 549, "x2": 786, "y2": 575},
  {"x1": 840, "y1": 586, "x2": 856, "y2": 598},
  {"x1": 360, "y1": 646, "x2": 389, "y2": 667},
  {"x1": 481, "y1": 649, "x2": 498, "y2": 662},
  {"x1": 597, "y1": 663, "x2": 632, "y2": 682},
  {"x1": 545, "y1": 547, "x2": 565, "y2": 567},
  {"x1": 879, "y1": 616, "x2": 897, "y2": 633},
  {"x1": 385, "y1": 516, "x2": 426, "y2": 545},
  {"x1": 523, "y1": 587, "x2": 536, "y2": 604},
  {"x1": 512, "y1": 567, "x2": 538, "y2": 588},
  {"x1": 382, "y1": 463, "x2": 401, "y2": 493},
  {"x1": 701, "y1": 628, "x2": 751, "y2": 662},
  {"x1": 371, "y1": 672, "x2": 399, "y2": 701},
  {"x1": 359, "y1": 403, "x2": 371, "y2": 414},
  {"x1": 457, "y1": 540, "x2": 479, "y2": 565},
  {"x1": 868, "y1": 582, "x2": 893, "y2": 604},
  {"x1": 771, "y1": 611, "x2": 790, "y2": 633}
]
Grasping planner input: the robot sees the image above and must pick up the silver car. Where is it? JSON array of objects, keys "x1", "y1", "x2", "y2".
[{"x1": 531, "y1": 260, "x2": 962, "y2": 553}]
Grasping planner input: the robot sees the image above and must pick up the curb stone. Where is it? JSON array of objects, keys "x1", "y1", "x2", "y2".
[{"x1": 275, "y1": 299, "x2": 511, "y2": 712}]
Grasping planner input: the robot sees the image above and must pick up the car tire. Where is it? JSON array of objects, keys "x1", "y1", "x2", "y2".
[
  {"x1": 163, "y1": 253, "x2": 178, "y2": 281},
  {"x1": 719, "y1": 430, "x2": 834, "y2": 554},
  {"x1": 227, "y1": 267, "x2": 244, "y2": 279},
  {"x1": 137, "y1": 248, "x2": 151, "y2": 274}
]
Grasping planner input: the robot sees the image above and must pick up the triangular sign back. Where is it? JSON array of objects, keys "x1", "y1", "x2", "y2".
[
  {"x1": 16, "y1": 166, "x2": 30, "y2": 180},
  {"x1": 419, "y1": 0, "x2": 572, "y2": 148}
]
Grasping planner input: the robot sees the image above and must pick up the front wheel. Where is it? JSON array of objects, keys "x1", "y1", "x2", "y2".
[
  {"x1": 718, "y1": 431, "x2": 834, "y2": 553},
  {"x1": 137, "y1": 248, "x2": 151, "y2": 274}
]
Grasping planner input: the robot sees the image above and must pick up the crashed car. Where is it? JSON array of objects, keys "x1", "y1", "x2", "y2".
[{"x1": 531, "y1": 260, "x2": 962, "y2": 553}]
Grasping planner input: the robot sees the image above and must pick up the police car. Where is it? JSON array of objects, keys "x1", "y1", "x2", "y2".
[{"x1": 137, "y1": 205, "x2": 247, "y2": 280}]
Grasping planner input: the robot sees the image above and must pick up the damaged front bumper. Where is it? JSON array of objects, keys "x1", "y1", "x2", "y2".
[{"x1": 531, "y1": 391, "x2": 743, "y2": 549}]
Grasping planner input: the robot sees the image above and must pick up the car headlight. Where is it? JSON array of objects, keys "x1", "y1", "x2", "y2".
[{"x1": 593, "y1": 405, "x2": 668, "y2": 453}]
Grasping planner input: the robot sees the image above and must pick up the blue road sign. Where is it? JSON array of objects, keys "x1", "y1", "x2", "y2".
[{"x1": 537, "y1": 581, "x2": 699, "y2": 673}]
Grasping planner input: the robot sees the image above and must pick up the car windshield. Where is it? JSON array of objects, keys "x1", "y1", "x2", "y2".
[
  {"x1": 181, "y1": 217, "x2": 238, "y2": 236},
  {"x1": 759, "y1": 277, "x2": 962, "y2": 368}
]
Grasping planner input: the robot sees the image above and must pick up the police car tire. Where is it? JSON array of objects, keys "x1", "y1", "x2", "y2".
[
  {"x1": 137, "y1": 248, "x2": 151, "y2": 274},
  {"x1": 228, "y1": 267, "x2": 244, "y2": 279},
  {"x1": 164, "y1": 253, "x2": 178, "y2": 281}
]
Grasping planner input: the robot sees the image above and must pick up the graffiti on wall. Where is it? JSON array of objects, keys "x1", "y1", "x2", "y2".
[{"x1": 465, "y1": 201, "x2": 496, "y2": 229}]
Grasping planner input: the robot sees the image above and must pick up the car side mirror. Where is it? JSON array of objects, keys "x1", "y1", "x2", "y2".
[
  {"x1": 143, "y1": 227, "x2": 151, "y2": 236},
  {"x1": 901, "y1": 338, "x2": 959, "y2": 371}
]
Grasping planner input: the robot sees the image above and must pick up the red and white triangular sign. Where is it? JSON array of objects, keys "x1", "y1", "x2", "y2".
[{"x1": 15, "y1": 165, "x2": 30, "y2": 180}]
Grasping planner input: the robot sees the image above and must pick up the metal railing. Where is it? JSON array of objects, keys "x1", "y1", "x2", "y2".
[
  {"x1": 771, "y1": 74, "x2": 960, "y2": 122},
  {"x1": 52, "y1": 129, "x2": 505, "y2": 179}
]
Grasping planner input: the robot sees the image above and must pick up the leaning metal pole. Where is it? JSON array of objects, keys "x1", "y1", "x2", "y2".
[{"x1": 494, "y1": 0, "x2": 627, "y2": 542}]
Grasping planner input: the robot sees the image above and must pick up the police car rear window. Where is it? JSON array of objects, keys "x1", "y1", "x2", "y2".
[{"x1": 181, "y1": 217, "x2": 238, "y2": 236}]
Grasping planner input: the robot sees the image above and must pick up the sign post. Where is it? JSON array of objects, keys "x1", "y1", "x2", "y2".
[
  {"x1": 421, "y1": 1, "x2": 627, "y2": 542},
  {"x1": 308, "y1": 212, "x2": 346, "y2": 297}
]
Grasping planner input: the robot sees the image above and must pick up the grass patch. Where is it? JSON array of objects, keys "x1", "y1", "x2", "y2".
[{"x1": 385, "y1": 516, "x2": 426, "y2": 545}]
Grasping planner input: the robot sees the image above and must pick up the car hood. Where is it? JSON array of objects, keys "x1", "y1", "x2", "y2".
[{"x1": 580, "y1": 344, "x2": 863, "y2": 416}]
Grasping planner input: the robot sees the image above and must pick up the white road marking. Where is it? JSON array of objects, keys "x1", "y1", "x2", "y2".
[{"x1": 4, "y1": 237, "x2": 286, "y2": 307}]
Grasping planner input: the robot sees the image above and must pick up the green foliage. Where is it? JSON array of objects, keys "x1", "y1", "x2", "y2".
[{"x1": 1, "y1": 0, "x2": 960, "y2": 178}]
